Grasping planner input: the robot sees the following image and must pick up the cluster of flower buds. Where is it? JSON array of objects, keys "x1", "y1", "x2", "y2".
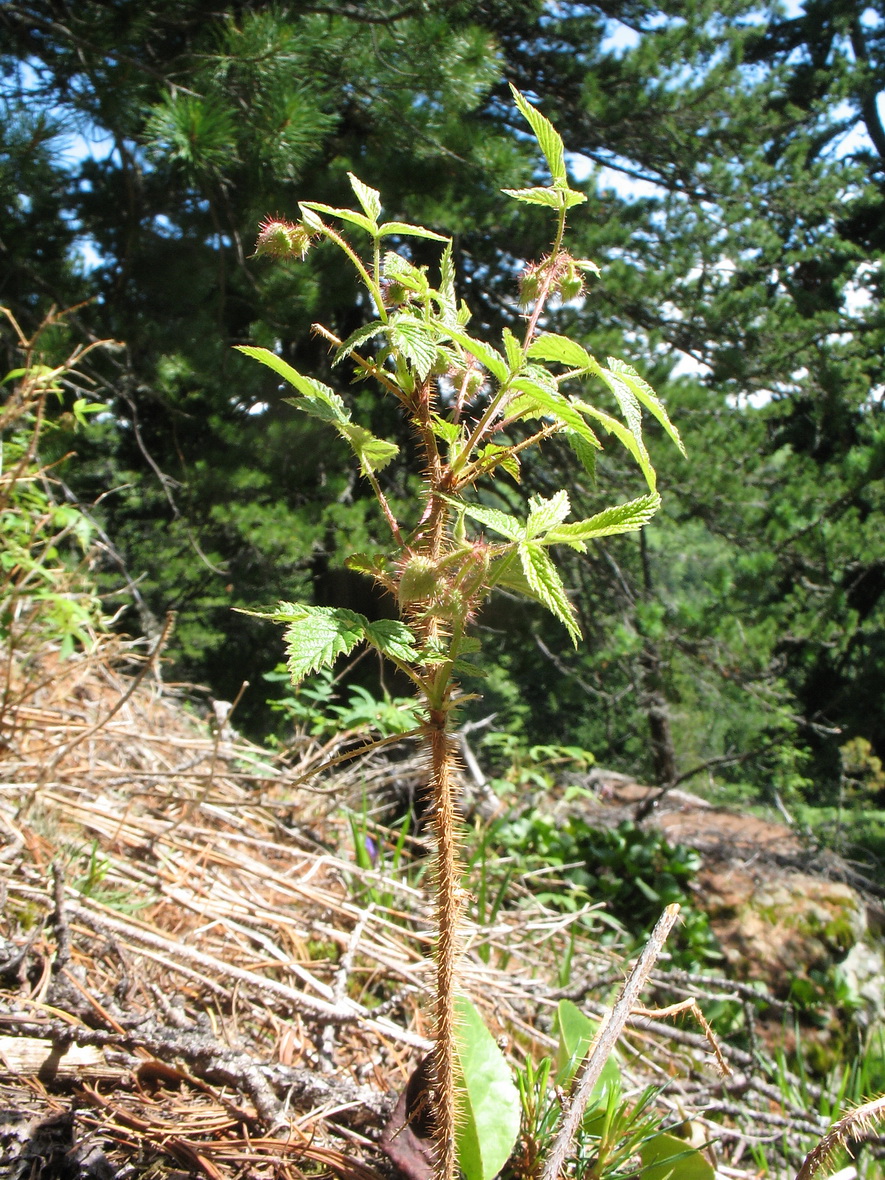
[{"x1": 519, "y1": 251, "x2": 600, "y2": 307}]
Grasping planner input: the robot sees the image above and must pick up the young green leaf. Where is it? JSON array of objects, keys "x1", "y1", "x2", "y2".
[
  {"x1": 454, "y1": 996, "x2": 521, "y2": 1180},
  {"x1": 299, "y1": 200, "x2": 378, "y2": 236},
  {"x1": 519, "y1": 541, "x2": 581, "y2": 645},
  {"x1": 525, "y1": 490, "x2": 571, "y2": 539},
  {"x1": 501, "y1": 326, "x2": 524, "y2": 373},
  {"x1": 509, "y1": 84, "x2": 566, "y2": 183},
  {"x1": 576, "y1": 399, "x2": 656, "y2": 491},
  {"x1": 278, "y1": 604, "x2": 368, "y2": 684},
  {"x1": 443, "y1": 327, "x2": 509, "y2": 384},
  {"x1": 546, "y1": 492, "x2": 662, "y2": 545},
  {"x1": 527, "y1": 333, "x2": 596, "y2": 372},
  {"x1": 379, "y1": 221, "x2": 450, "y2": 242},
  {"x1": 332, "y1": 321, "x2": 385, "y2": 366},
  {"x1": 455, "y1": 501, "x2": 524, "y2": 541},
  {"x1": 506, "y1": 383, "x2": 602, "y2": 453},
  {"x1": 502, "y1": 186, "x2": 573, "y2": 209},
  {"x1": 338, "y1": 422, "x2": 400, "y2": 474},
  {"x1": 389, "y1": 315, "x2": 439, "y2": 380},
  {"x1": 607, "y1": 357, "x2": 686, "y2": 456},
  {"x1": 234, "y1": 346, "x2": 350, "y2": 424},
  {"x1": 364, "y1": 618, "x2": 421, "y2": 664},
  {"x1": 347, "y1": 172, "x2": 381, "y2": 222}
]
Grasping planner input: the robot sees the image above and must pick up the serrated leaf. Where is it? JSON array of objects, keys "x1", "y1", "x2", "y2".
[
  {"x1": 389, "y1": 315, "x2": 439, "y2": 379},
  {"x1": 477, "y1": 443, "x2": 520, "y2": 482},
  {"x1": 235, "y1": 346, "x2": 351, "y2": 423},
  {"x1": 547, "y1": 492, "x2": 661, "y2": 544},
  {"x1": 300, "y1": 200, "x2": 377, "y2": 235},
  {"x1": 379, "y1": 220, "x2": 449, "y2": 242},
  {"x1": 575, "y1": 400, "x2": 656, "y2": 491},
  {"x1": 527, "y1": 333, "x2": 596, "y2": 371},
  {"x1": 457, "y1": 501, "x2": 524, "y2": 540},
  {"x1": 280, "y1": 605, "x2": 368, "y2": 684},
  {"x1": 607, "y1": 357, "x2": 687, "y2": 456},
  {"x1": 454, "y1": 996, "x2": 521, "y2": 1180},
  {"x1": 526, "y1": 490, "x2": 571, "y2": 539},
  {"x1": 332, "y1": 321, "x2": 385, "y2": 365},
  {"x1": 519, "y1": 542, "x2": 581, "y2": 645},
  {"x1": 347, "y1": 172, "x2": 381, "y2": 221},
  {"x1": 507, "y1": 383, "x2": 602, "y2": 452},
  {"x1": 431, "y1": 414, "x2": 462, "y2": 444},
  {"x1": 502, "y1": 326, "x2": 524, "y2": 372},
  {"x1": 364, "y1": 619, "x2": 420, "y2": 664},
  {"x1": 437, "y1": 241, "x2": 457, "y2": 324},
  {"x1": 564, "y1": 429, "x2": 598, "y2": 480},
  {"x1": 509, "y1": 85, "x2": 566, "y2": 183},
  {"x1": 384, "y1": 251, "x2": 430, "y2": 293},
  {"x1": 345, "y1": 552, "x2": 388, "y2": 577},
  {"x1": 338, "y1": 422, "x2": 399, "y2": 474},
  {"x1": 575, "y1": 258, "x2": 601, "y2": 276},
  {"x1": 444, "y1": 327, "x2": 509, "y2": 383},
  {"x1": 501, "y1": 186, "x2": 566, "y2": 208}
]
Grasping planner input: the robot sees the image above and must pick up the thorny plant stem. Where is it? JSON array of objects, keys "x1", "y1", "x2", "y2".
[{"x1": 541, "y1": 903, "x2": 682, "y2": 1180}]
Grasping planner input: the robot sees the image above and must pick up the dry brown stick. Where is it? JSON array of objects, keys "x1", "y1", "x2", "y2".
[
  {"x1": 66, "y1": 899, "x2": 430, "y2": 1050},
  {"x1": 541, "y1": 903, "x2": 682, "y2": 1180}
]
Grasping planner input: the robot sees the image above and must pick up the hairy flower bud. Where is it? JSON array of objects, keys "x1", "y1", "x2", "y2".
[
  {"x1": 254, "y1": 217, "x2": 313, "y2": 260},
  {"x1": 397, "y1": 554, "x2": 438, "y2": 609}
]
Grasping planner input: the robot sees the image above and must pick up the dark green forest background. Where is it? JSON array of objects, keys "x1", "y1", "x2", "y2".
[{"x1": 2, "y1": 0, "x2": 883, "y2": 849}]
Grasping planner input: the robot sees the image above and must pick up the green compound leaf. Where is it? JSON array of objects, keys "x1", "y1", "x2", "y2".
[
  {"x1": 506, "y1": 383, "x2": 602, "y2": 452},
  {"x1": 389, "y1": 315, "x2": 439, "y2": 380},
  {"x1": 607, "y1": 357, "x2": 687, "y2": 457},
  {"x1": 277, "y1": 604, "x2": 368, "y2": 685},
  {"x1": 519, "y1": 542, "x2": 581, "y2": 645},
  {"x1": 364, "y1": 619, "x2": 421, "y2": 664},
  {"x1": 379, "y1": 221, "x2": 450, "y2": 242},
  {"x1": 347, "y1": 172, "x2": 381, "y2": 222},
  {"x1": 454, "y1": 996, "x2": 521, "y2": 1180},
  {"x1": 509, "y1": 85, "x2": 566, "y2": 183},
  {"x1": 546, "y1": 492, "x2": 662, "y2": 548},
  {"x1": 235, "y1": 346, "x2": 350, "y2": 424},
  {"x1": 337, "y1": 423, "x2": 399, "y2": 474},
  {"x1": 332, "y1": 321, "x2": 385, "y2": 366},
  {"x1": 299, "y1": 200, "x2": 377, "y2": 236},
  {"x1": 639, "y1": 1132, "x2": 716, "y2": 1180},
  {"x1": 527, "y1": 333, "x2": 597, "y2": 371},
  {"x1": 502, "y1": 186, "x2": 568, "y2": 208},
  {"x1": 456, "y1": 501, "x2": 524, "y2": 541},
  {"x1": 443, "y1": 327, "x2": 509, "y2": 383},
  {"x1": 554, "y1": 1000, "x2": 621, "y2": 1100},
  {"x1": 525, "y1": 490, "x2": 571, "y2": 539},
  {"x1": 575, "y1": 399, "x2": 656, "y2": 491}
]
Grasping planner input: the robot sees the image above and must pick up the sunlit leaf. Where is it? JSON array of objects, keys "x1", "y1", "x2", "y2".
[
  {"x1": 519, "y1": 542, "x2": 581, "y2": 644},
  {"x1": 235, "y1": 346, "x2": 350, "y2": 423},
  {"x1": 454, "y1": 996, "x2": 521, "y2": 1180},
  {"x1": 347, "y1": 172, "x2": 381, "y2": 222},
  {"x1": 278, "y1": 604, "x2": 368, "y2": 684},
  {"x1": 509, "y1": 85, "x2": 566, "y2": 182},
  {"x1": 338, "y1": 422, "x2": 399, "y2": 474},
  {"x1": 546, "y1": 493, "x2": 661, "y2": 545}
]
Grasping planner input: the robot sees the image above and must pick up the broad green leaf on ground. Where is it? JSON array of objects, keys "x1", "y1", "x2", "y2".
[
  {"x1": 279, "y1": 604, "x2": 367, "y2": 684},
  {"x1": 554, "y1": 1000, "x2": 621, "y2": 1101},
  {"x1": 519, "y1": 542, "x2": 581, "y2": 645},
  {"x1": 454, "y1": 995, "x2": 521, "y2": 1180},
  {"x1": 639, "y1": 1132, "x2": 716, "y2": 1180},
  {"x1": 546, "y1": 493, "x2": 662, "y2": 547}
]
